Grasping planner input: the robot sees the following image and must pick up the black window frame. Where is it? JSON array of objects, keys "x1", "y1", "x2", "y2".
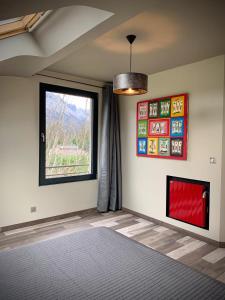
[{"x1": 39, "y1": 83, "x2": 98, "y2": 186}]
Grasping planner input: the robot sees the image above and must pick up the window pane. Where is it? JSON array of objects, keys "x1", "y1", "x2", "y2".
[
  {"x1": 45, "y1": 91, "x2": 92, "y2": 179},
  {"x1": 0, "y1": 17, "x2": 22, "y2": 26}
]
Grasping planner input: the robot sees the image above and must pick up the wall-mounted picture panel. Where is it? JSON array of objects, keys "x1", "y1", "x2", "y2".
[{"x1": 136, "y1": 93, "x2": 188, "y2": 160}]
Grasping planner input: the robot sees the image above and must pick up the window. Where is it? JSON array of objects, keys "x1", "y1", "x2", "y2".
[
  {"x1": 0, "y1": 13, "x2": 44, "y2": 40},
  {"x1": 39, "y1": 83, "x2": 98, "y2": 185}
]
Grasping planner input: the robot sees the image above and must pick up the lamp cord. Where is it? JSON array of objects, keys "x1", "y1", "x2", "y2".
[{"x1": 130, "y1": 43, "x2": 132, "y2": 73}]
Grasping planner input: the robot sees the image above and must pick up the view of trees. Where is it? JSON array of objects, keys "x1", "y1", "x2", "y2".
[{"x1": 45, "y1": 91, "x2": 91, "y2": 178}]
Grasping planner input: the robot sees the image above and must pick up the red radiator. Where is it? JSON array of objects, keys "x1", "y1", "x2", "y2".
[{"x1": 167, "y1": 177, "x2": 209, "y2": 229}]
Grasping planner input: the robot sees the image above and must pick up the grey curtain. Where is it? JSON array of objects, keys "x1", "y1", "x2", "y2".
[{"x1": 97, "y1": 84, "x2": 122, "y2": 212}]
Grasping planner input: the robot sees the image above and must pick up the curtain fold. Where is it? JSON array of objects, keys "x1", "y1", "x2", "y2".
[{"x1": 97, "y1": 84, "x2": 122, "y2": 212}]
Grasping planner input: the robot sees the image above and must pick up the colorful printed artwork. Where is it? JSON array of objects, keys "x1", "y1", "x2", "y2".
[
  {"x1": 171, "y1": 138, "x2": 183, "y2": 156},
  {"x1": 170, "y1": 117, "x2": 184, "y2": 137},
  {"x1": 160, "y1": 99, "x2": 170, "y2": 117},
  {"x1": 137, "y1": 138, "x2": 147, "y2": 154},
  {"x1": 137, "y1": 93, "x2": 188, "y2": 160},
  {"x1": 171, "y1": 96, "x2": 185, "y2": 117},
  {"x1": 148, "y1": 119, "x2": 170, "y2": 137},
  {"x1": 148, "y1": 138, "x2": 158, "y2": 155},
  {"x1": 138, "y1": 102, "x2": 148, "y2": 120},
  {"x1": 138, "y1": 120, "x2": 148, "y2": 137},
  {"x1": 158, "y1": 138, "x2": 170, "y2": 156},
  {"x1": 149, "y1": 102, "x2": 159, "y2": 118}
]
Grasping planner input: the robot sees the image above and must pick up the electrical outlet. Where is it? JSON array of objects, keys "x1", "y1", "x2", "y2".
[{"x1": 30, "y1": 206, "x2": 37, "y2": 213}]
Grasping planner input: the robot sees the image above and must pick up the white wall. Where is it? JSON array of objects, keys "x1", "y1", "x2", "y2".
[
  {"x1": 220, "y1": 59, "x2": 225, "y2": 242},
  {"x1": 120, "y1": 55, "x2": 225, "y2": 242},
  {"x1": 0, "y1": 74, "x2": 102, "y2": 227}
]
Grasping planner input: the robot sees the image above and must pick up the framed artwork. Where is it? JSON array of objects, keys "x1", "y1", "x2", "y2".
[
  {"x1": 159, "y1": 99, "x2": 170, "y2": 118},
  {"x1": 171, "y1": 138, "x2": 183, "y2": 157},
  {"x1": 148, "y1": 138, "x2": 158, "y2": 155},
  {"x1": 171, "y1": 95, "x2": 185, "y2": 117},
  {"x1": 136, "y1": 93, "x2": 188, "y2": 160},
  {"x1": 148, "y1": 118, "x2": 170, "y2": 137},
  {"x1": 138, "y1": 120, "x2": 148, "y2": 137},
  {"x1": 138, "y1": 102, "x2": 148, "y2": 120},
  {"x1": 170, "y1": 117, "x2": 184, "y2": 137},
  {"x1": 158, "y1": 138, "x2": 170, "y2": 156},
  {"x1": 149, "y1": 101, "x2": 159, "y2": 118},
  {"x1": 137, "y1": 138, "x2": 147, "y2": 154}
]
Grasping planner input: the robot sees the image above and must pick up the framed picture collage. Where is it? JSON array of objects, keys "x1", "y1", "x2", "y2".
[{"x1": 136, "y1": 93, "x2": 188, "y2": 160}]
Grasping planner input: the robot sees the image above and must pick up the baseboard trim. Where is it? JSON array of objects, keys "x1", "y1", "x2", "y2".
[
  {"x1": 0, "y1": 207, "x2": 97, "y2": 233},
  {"x1": 122, "y1": 207, "x2": 225, "y2": 248}
]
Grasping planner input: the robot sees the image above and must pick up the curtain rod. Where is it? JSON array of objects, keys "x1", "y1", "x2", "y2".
[{"x1": 35, "y1": 73, "x2": 105, "y2": 89}]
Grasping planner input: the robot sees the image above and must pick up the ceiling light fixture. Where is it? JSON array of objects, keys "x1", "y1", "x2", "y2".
[{"x1": 113, "y1": 34, "x2": 148, "y2": 96}]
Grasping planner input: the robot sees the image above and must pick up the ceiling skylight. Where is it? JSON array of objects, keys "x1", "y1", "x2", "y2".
[{"x1": 0, "y1": 13, "x2": 44, "y2": 40}]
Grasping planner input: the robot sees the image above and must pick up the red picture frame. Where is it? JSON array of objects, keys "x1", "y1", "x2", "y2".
[{"x1": 136, "y1": 93, "x2": 188, "y2": 160}]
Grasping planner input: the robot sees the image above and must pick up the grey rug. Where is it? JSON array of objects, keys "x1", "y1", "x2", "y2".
[{"x1": 0, "y1": 227, "x2": 225, "y2": 300}]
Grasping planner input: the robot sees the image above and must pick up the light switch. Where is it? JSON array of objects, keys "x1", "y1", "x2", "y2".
[{"x1": 210, "y1": 157, "x2": 216, "y2": 164}]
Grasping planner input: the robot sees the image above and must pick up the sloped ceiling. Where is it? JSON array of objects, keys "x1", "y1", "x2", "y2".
[
  {"x1": 0, "y1": 0, "x2": 225, "y2": 80},
  {"x1": 0, "y1": 5, "x2": 114, "y2": 76}
]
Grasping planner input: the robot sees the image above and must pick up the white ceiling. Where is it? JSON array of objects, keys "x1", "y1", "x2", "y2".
[{"x1": 0, "y1": 0, "x2": 225, "y2": 81}]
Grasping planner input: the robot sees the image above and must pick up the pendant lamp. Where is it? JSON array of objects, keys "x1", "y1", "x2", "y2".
[{"x1": 113, "y1": 34, "x2": 148, "y2": 96}]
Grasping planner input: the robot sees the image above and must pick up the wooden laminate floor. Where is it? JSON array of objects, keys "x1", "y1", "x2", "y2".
[{"x1": 1, "y1": 210, "x2": 225, "y2": 284}]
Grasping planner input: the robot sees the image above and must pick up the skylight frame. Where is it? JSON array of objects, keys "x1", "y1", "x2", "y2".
[{"x1": 0, "y1": 13, "x2": 43, "y2": 40}]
